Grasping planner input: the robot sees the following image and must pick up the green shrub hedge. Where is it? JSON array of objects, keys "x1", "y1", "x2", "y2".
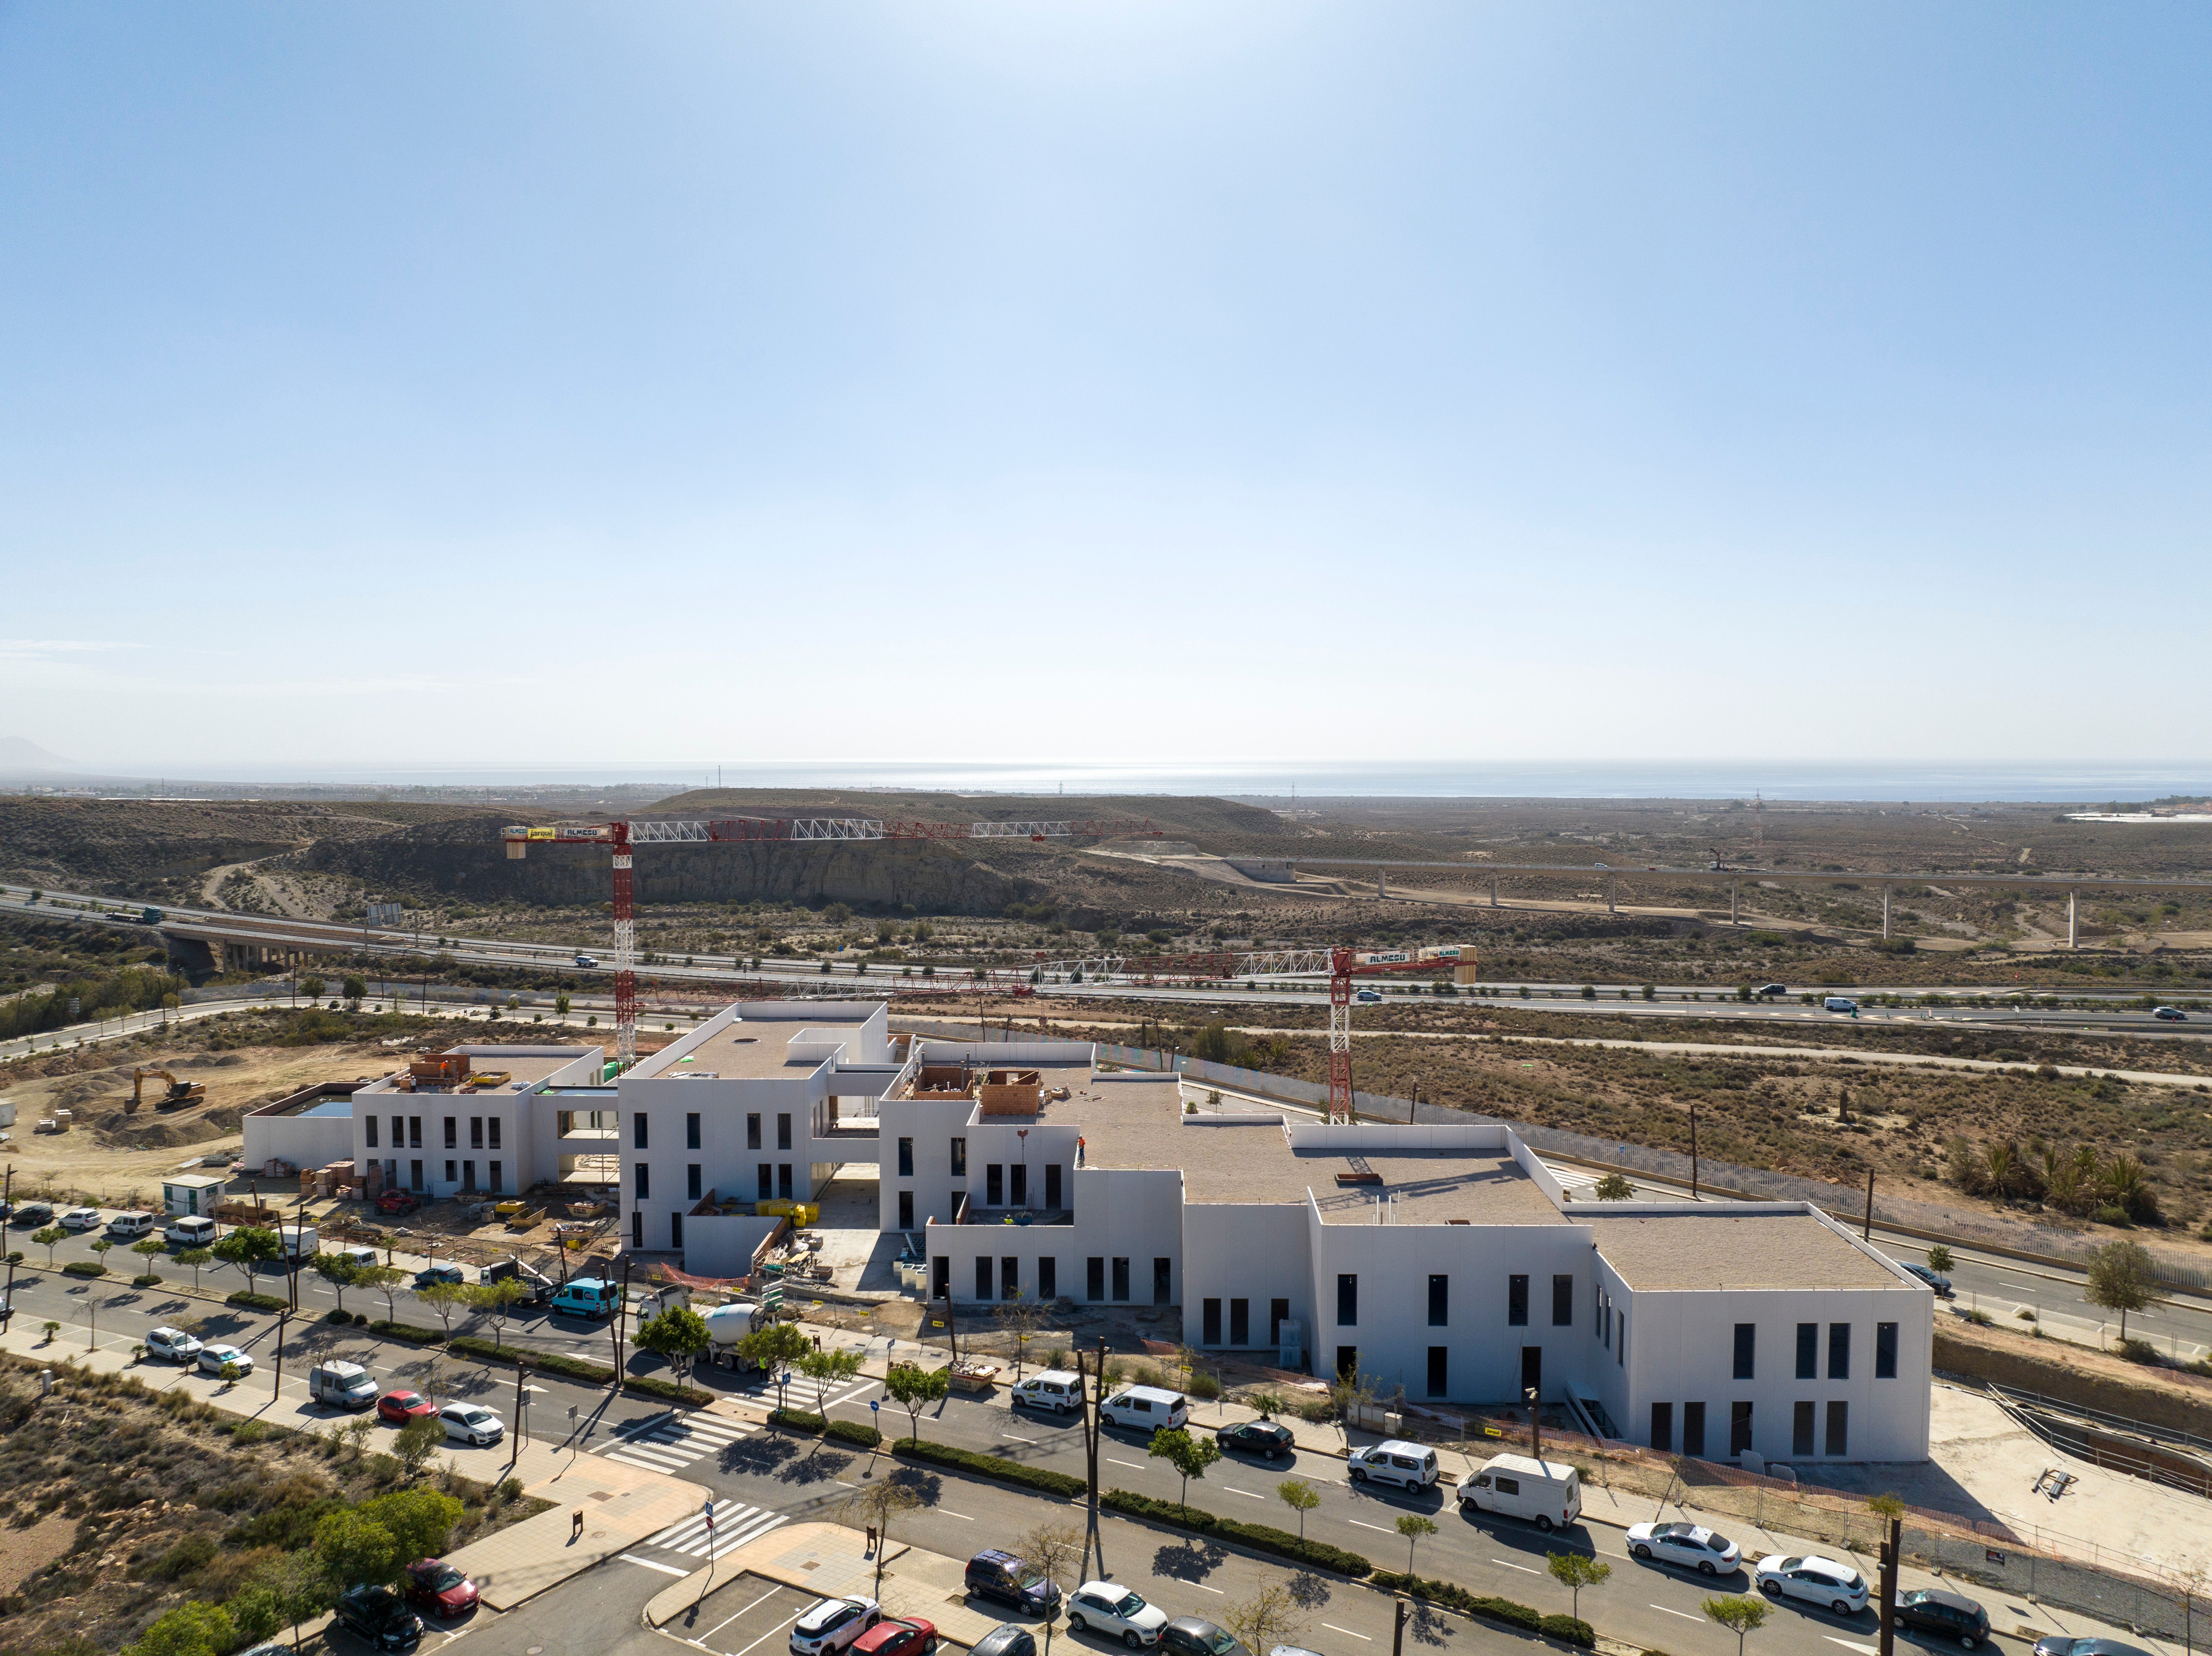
[
  {"x1": 1101, "y1": 1490, "x2": 1371, "y2": 1577},
  {"x1": 367, "y1": 1319, "x2": 447, "y2": 1344},
  {"x1": 323, "y1": 1307, "x2": 352, "y2": 1324},
  {"x1": 825, "y1": 1419, "x2": 882, "y2": 1449},
  {"x1": 892, "y1": 1437, "x2": 1088, "y2": 1499},
  {"x1": 769, "y1": 1409, "x2": 826, "y2": 1433},
  {"x1": 446, "y1": 1338, "x2": 712, "y2": 1404},
  {"x1": 130, "y1": 1274, "x2": 162, "y2": 1288},
  {"x1": 1368, "y1": 1570, "x2": 1593, "y2": 1648},
  {"x1": 224, "y1": 1289, "x2": 284, "y2": 1310},
  {"x1": 63, "y1": 1262, "x2": 109, "y2": 1279}
]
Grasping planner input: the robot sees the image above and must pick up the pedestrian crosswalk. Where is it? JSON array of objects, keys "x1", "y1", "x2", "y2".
[
  {"x1": 722, "y1": 1373, "x2": 880, "y2": 1414},
  {"x1": 635, "y1": 1500, "x2": 789, "y2": 1564},
  {"x1": 596, "y1": 1410, "x2": 757, "y2": 1474}
]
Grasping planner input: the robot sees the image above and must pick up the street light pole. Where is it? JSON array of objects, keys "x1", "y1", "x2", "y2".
[{"x1": 1526, "y1": 1385, "x2": 1542, "y2": 1465}]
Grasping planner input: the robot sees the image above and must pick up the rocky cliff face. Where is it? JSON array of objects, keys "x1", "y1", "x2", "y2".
[{"x1": 297, "y1": 819, "x2": 1042, "y2": 914}]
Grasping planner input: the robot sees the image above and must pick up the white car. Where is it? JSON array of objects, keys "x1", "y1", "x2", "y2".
[
  {"x1": 1346, "y1": 1439, "x2": 1439, "y2": 1489},
  {"x1": 57, "y1": 1207, "x2": 102, "y2": 1231},
  {"x1": 197, "y1": 1343, "x2": 253, "y2": 1377},
  {"x1": 1067, "y1": 1582, "x2": 1168, "y2": 1649},
  {"x1": 438, "y1": 1403, "x2": 504, "y2": 1445},
  {"x1": 1627, "y1": 1521, "x2": 1740, "y2": 1575},
  {"x1": 790, "y1": 1596, "x2": 882, "y2": 1656},
  {"x1": 146, "y1": 1326, "x2": 203, "y2": 1364},
  {"x1": 1755, "y1": 1553, "x2": 1868, "y2": 1616}
]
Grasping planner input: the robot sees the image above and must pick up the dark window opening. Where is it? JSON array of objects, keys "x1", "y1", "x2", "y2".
[
  {"x1": 747, "y1": 1113, "x2": 762, "y2": 1149},
  {"x1": 1825, "y1": 1400, "x2": 1849, "y2": 1457},
  {"x1": 1038, "y1": 1256, "x2": 1056, "y2": 1299},
  {"x1": 897, "y1": 1137, "x2": 914, "y2": 1178},
  {"x1": 975, "y1": 1257, "x2": 993, "y2": 1301},
  {"x1": 1088, "y1": 1257, "x2": 1106, "y2": 1302},
  {"x1": 1729, "y1": 1400, "x2": 1754, "y2": 1457},
  {"x1": 1508, "y1": 1274, "x2": 1529, "y2": 1327},
  {"x1": 1876, "y1": 1322, "x2": 1899, "y2": 1379},
  {"x1": 1552, "y1": 1274, "x2": 1573, "y2": 1327},
  {"x1": 632, "y1": 1113, "x2": 648, "y2": 1150},
  {"x1": 1650, "y1": 1401, "x2": 1673, "y2": 1452},
  {"x1": 1153, "y1": 1257, "x2": 1171, "y2": 1305},
  {"x1": 1427, "y1": 1346, "x2": 1448, "y2": 1398},
  {"x1": 1793, "y1": 1400, "x2": 1816, "y2": 1458},
  {"x1": 898, "y1": 1190, "x2": 914, "y2": 1229},
  {"x1": 687, "y1": 1164, "x2": 702, "y2": 1200},
  {"x1": 1733, "y1": 1323, "x2": 1756, "y2": 1380},
  {"x1": 1828, "y1": 1323, "x2": 1851, "y2": 1380},
  {"x1": 1203, "y1": 1299, "x2": 1222, "y2": 1345},
  {"x1": 1337, "y1": 1273, "x2": 1358, "y2": 1326},
  {"x1": 686, "y1": 1112, "x2": 701, "y2": 1150},
  {"x1": 1427, "y1": 1274, "x2": 1448, "y2": 1327},
  {"x1": 777, "y1": 1113, "x2": 792, "y2": 1151},
  {"x1": 1045, "y1": 1164, "x2": 1062, "y2": 1208},
  {"x1": 1797, "y1": 1323, "x2": 1818, "y2": 1380},
  {"x1": 1682, "y1": 1401, "x2": 1706, "y2": 1458},
  {"x1": 950, "y1": 1137, "x2": 967, "y2": 1177},
  {"x1": 1229, "y1": 1298, "x2": 1249, "y2": 1345},
  {"x1": 1111, "y1": 1257, "x2": 1129, "y2": 1302}
]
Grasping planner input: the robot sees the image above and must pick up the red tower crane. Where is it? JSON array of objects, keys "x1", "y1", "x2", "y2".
[{"x1": 504, "y1": 814, "x2": 1159, "y2": 1067}]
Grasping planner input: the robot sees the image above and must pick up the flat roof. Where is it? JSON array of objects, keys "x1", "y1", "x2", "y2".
[
  {"x1": 1070, "y1": 1084, "x2": 1567, "y2": 1224},
  {"x1": 1586, "y1": 1211, "x2": 1911, "y2": 1291},
  {"x1": 665, "y1": 1023, "x2": 830, "y2": 1080}
]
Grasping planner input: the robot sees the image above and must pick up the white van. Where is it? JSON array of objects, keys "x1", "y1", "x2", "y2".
[
  {"x1": 1458, "y1": 1454, "x2": 1583, "y2": 1532},
  {"x1": 164, "y1": 1216, "x2": 217, "y2": 1248},
  {"x1": 1101, "y1": 1386, "x2": 1189, "y2": 1433},
  {"x1": 1823, "y1": 996, "x2": 1860, "y2": 1014},
  {"x1": 1010, "y1": 1370, "x2": 1085, "y2": 1415},
  {"x1": 308, "y1": 1361, "x2": 378, "y2": 1409},
  {"x1": 107, "y1": 1211, "x2": 156, "y2": 1239},
  {"x1": 1347, "y1": 1439, "x2": 1438, "y2": 1490}
]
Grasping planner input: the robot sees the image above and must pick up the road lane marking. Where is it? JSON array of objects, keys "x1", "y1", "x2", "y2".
[
  {"x1": 1321, "y1": 1626, "x2": 1372, "y2": 1642},
  {"x1": 618, "y1": 1553, "x2": 690, "y2": 1576},
  {"x1": 732, "y1": 1612, "x2": 806, "y2": 1656},
  {"x1": 1108, "y1": 1457, "x2": 1146, "y2": 1469},
  {"x1": 1825, "y1": 1640, "x2": 1879, "y2": 1655},
  {"x1": 1650, "y1": 1606, "x2": 1702, "y2": 1620},
  {"x1": 1349, "y1": 1520, "x2": 1394, "y2": 1533},
  {"x1": 1492, "y1": 1559, "x2": 1541, "y2": 1574},
  {"x1": 1193, "y1": 1584, "x2": 1223, "y2": 1594},
  {"x1": 1002, "y1": 1432, "x2": 1038, "y2": 1443},
  {"x1": 940, "y1": 1510, "x2": 974, "y2": 1521},
  {"x1": 1223, "y1": 1487, "x2": 1264, "y2": 1500}
]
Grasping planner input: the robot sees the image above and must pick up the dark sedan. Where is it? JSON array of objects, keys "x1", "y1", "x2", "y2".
[
  {"x1": 1214, "y1": 1421, "x2": 1295, "y2": 1460},
  {"x1": 2033, "y1": 1640, "x2": 2156, "y2": 1656},
  {"x1": 334, "y1": 1584, "x2": 423, "y2": 1650}
]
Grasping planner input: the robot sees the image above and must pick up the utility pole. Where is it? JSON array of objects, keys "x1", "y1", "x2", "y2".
[
  {"x1": 509, "y1": 1362, "x2": 529, "y2": 1473},
  {"x1": 1689, "y1": 1106, "x2": 1699, "y2": 1200},
  {"x1": 1864, "y1": 1169, "x2": 1876, "y2": 1241},
  {"x1": 1527, "y1": 1385, "x2": 1542, "y2": 1465},
  {"x1": 1081, "y1": 1336, "x2": 1106, "y2": 1582},
  {"x1": 274, "y1": 1308, "x2": 290, "y2": 1400},
  {"x1": 615, "y1": 1257, "x2": 633, "y2": 1384},
  {"x1": 1877, "y1": 1510, "x2": 1902, "y2": 1656},
  {"x1": 1392, "y1": 1595, "x2": 1408, "y2": 1656}
]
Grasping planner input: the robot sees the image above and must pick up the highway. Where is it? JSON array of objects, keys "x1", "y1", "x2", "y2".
[{"x1": 6, "y1": 885, "x2": 2209, "y2": 1046}]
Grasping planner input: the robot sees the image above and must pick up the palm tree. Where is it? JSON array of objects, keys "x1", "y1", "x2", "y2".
[{"x1": 1983, "y1": 1141, "x2": 2016, "y2": 1201}]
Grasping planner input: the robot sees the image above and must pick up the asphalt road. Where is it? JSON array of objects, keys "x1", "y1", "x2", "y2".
[{"x1": 5, "y1": 1225, "x2": 2164, "y2": 1656}]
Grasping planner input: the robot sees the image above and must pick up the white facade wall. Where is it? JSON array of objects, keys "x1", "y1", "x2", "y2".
[
  {"x1": 352, "y1": 1047, "x2": 599, "y2": 1200},
  {"x1": 618, "y1": 1003, "x2": 897, "y2": 1254},
  {"x1": 1184, "y1": 1200, "x2": 1309, "y2": 1358},
  {"x1": 924, "y1": 1165, "x2": 1184, "y2": 1308},
  {"x1": 243, "y1": 1109, "x2": 354, "y2": 1174}
]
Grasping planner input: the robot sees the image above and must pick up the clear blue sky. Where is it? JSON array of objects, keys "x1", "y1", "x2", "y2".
[{"x1": 4, "y1": 4, "x2": 2209, "y2": 777}]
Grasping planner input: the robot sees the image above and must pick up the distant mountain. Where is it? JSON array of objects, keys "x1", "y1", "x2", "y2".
[{"x1": 0, "y1": 737, "x2": 77, "y2": 775}]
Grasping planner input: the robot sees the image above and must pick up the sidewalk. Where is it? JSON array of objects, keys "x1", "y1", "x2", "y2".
[{"x1": 0, "y1": 1307, "x2": 708, "y2": 1614}]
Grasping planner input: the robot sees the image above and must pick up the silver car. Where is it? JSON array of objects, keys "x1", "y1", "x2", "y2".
[
  {"x1": 1627, "y1": 1521, "x2": 1740, "y2": 1575},
  {"x1": 1067, "y1": 1583, "x2": 1168, "y2": 1650},
  {"x1": 1755, "y1": 1554, "x2": 1868, "y2": 1616}
]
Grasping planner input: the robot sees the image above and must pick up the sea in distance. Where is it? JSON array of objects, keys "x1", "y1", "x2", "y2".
[{"x1": 107, "y1": 758, "x2": 2212, "y2": 804}]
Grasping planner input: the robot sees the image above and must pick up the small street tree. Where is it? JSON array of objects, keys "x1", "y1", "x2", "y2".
[
  {"x1": 1018, "y1": 1520, "x2": 1085, "y2": 1656},
  {"x1": 1222, "y1": 1584, "x2": 1309, "y2": 1656},
  {"x1": 1395, "y1": 1513, "x2": 1438, "y2": 1577},
  {"x1": 1704, "y1": 1594, "x2": 1769, "y2": 1656},
  {"x1": 884, "y1": 1360, "x2": 950, "y2": 1442},
  {"x1": 175, "y1": 1247, "x2": 214, "y2": 1290},
  {"x1": 415, "y1": 1280, "x2": 470, "y2": 1336},
  {"x1": 1593, "y1": 1173, "x2": 1636, "y2": 1200},
  {"x1": 131, "y1": 1236, "x2": 166, "y2": 1281},
  {"x1": 1924, "y1": 1245, "x2": 1954, "y2": 1276},
  {"x1": 800, "y1": 1345, "x2": 863, "y2": 1415},
  {"x1": 635, "y1": 1304, "x2": 713, "y2": 1382},
  {"x1": 2087, "y1": 1240, "x2": 2162, "y2": 1342},
  {"x1": 1276, "y1": 1476, "x2": 1320, "y2": 1539},
  {"x1": 1547, "y1": 1551, "x2": 1612, "y2": 1621},
  {"x1": 31, "y1": 1226, "x2": 64, "y2": 1268},
  {"x1": 355, "y1": 1263, "x2": 405, "y2": 1323},
  {"x1": 1147, "y1": 1426, "x2": 1221, "y2": 1515},
  {"x1": 311, "y1": 1254, "x2": 360, "y2": 1315},
  {"x1": 739, "y1": 1320, "x2": 811, "y2": 1416},
  {"x1": 467, "y1": 1276, "x2": 534, "y2": 1349},
  {"x1": 214, "y1": 1226, "x2": 281, "y2": 1288},
  {"x1": 840, "y1": 1476, "x2": 924, "y2": 1596}
]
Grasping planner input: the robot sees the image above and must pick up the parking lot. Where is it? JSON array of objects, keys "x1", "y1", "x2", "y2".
[{"x1": 657, "y1": 1576, "x2": 830, "y2": 1656}]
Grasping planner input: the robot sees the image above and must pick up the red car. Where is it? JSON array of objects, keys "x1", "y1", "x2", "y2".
[
  {"x1": 852, "y1": 1620, "x2": 937, "y2": 1656},
  {"x1": 377, "y1": 1389, "x2": 437, "y2": 1427},
  {"x1": 404, "y1": 1557, "x2": 480, "y2": 1620},
  {"x1": 377, "y1": 1189, "x2": 422, "y2": 1215}
]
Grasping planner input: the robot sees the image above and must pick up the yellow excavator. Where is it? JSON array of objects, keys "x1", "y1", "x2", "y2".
[{"x1": 131, "y1": 1068, "x2": 206, "y2": 1113}]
